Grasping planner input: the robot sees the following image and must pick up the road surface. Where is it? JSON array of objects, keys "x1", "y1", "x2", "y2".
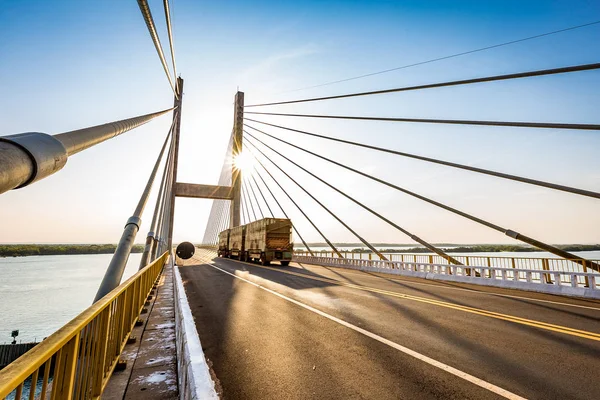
[{"x1": 178, "y1": 249, "x2": 600, "y2": 399}]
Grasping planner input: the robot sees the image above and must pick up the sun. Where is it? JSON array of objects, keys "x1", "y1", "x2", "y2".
[{"x1": 233, "y1": 151, "x2": 254, "y2": 172}]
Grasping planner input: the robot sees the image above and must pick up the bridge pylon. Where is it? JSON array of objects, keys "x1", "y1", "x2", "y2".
[{"x1": 230, "y1": 91, "x2": 244, "y2": 228}]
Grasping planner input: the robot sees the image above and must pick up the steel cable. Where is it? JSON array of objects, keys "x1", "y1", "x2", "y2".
[
  {"x1": 245, "y1": 131, "x2": 463, "y2": 266},
  {"x1": 246, "y1": 146, "x2": 336, "y2": 257},
  {"x1": 245, "y1": 140, "x2": 387, "y2": 260},
  {"x1": 283, "y1": 20, "x2": 600, "y2": 93},
  {"x1": 248, "y1": 169, "x2": 313, "y2": 256},
  {"x1": 137, "y1": 0, "x2": 178, "y2": 96},
  {"x1": 163, "y1": 0, "x2": 178, "y2": 81},
  {"x1": 244, "y1": 112, "x2": 600, "y2": 131},
  {"x1": 244, "y1": 124, "x2": 600, "y2": 271},
  {"x1": 242, "y1": 179, "x2": 257, "y2": 221},
  {"x1": 245, "y1": 176, "x2": 264, "y2": 218},
  {"x1": 250, "y1": 175, "x2": 274, "y2": 218},
  {"x1": 245, "y1": 119, "x2": 600, "y2": 200},
  {"x1": 245, "y1": 62, "x2": 600, "y2": 107}
]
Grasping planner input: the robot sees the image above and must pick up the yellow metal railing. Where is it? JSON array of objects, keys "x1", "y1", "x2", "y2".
[{"x1": 0, "y1": 252, "x2": 169, "y2": 400}]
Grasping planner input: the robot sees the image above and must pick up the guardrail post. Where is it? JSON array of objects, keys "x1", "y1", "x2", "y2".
[
  {"x1": 582, "y1": 260, "x2": 590, "y2": 287},
  {"x1": 92, "y1": 307, "x2": 111, "y2": 397},
  {"x1": 553, "y1": 272, "x2": 561, "y2": 286},
  {"x1": 53, "y1": 333, "x2": 80, "y2": 400},
  {"x1": 541, "y1": 258, "x2": 553, "y2": 284}
]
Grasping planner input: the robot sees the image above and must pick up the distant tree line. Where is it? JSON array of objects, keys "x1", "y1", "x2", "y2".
[
  {"x1": 331, "y1": 244, "x2": 600, "y2": 253},
  {"x1": 0, "y1": 244, "x2": 145, "y2": 258}
]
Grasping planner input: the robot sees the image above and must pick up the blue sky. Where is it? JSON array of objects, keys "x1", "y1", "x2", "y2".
[{"x1": 0, "y1": 0, "x2": 599, "y2": 245}]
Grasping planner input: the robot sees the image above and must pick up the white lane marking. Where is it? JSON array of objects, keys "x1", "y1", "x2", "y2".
[
  {"x1": 296, "y1": 262, "x2": 600, "y2": 311},
  {"x1": 208, "y1": 263, "x2": 527, "y2": 400}
]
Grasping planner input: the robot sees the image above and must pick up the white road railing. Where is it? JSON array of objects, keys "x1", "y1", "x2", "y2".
[{"x1": 293, "y1": 255, "x2": 600, "y2": 299}]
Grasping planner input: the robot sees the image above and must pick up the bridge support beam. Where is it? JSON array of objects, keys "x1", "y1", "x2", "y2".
[
  {"x1": 174, "y1": 182, "x2": 233, "y2": 200},
  {"x1": 230, "y1": 91, "x2": 244, "y2": 228}
]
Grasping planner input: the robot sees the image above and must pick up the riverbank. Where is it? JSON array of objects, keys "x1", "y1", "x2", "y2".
[
  {"x1": 297, "y1": 244, "x2": 600, "y2": 253},
  {"x1": 0, "y1": 244, "x2": 144, "y2": 258},
  {"x1": 3, "y1": 243, "x2": 599, "y2": 258}
]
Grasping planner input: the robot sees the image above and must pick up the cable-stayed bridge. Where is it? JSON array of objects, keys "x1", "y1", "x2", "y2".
[{"x1": 0, "y1": 2, "x2": 599, "y2": 399}]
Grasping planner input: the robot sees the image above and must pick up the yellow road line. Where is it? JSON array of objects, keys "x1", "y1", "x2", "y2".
[{"x1": 230, "y1": 260, "x2": 600, "y2": 342}]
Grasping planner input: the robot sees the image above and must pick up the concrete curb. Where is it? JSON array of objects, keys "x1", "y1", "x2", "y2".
[{"x1": 173, "y1": 259, "x2": 219, "y2": 399}]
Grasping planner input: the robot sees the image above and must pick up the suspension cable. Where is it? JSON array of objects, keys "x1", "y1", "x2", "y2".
[
  {"x1": 137, "y1": 0, "x2": 178, "y2": 96},
  {"x1": 202, "y1": 132, "x2": 234, "y2": 244},
  {"x1": 245, "y1": 112, "x2": 600, "y2": 131},
  {"x1": 247, "y1": 147, "x2": 336, "y2": 257},
  {"x1": 245, "y1": 176, "x2": 265, "y2": 218},
  {"x1": 163, "y1": 0, "x2": 178, "y2": 81},
  {"x1": 283, "y1": 20, "x2": 600, "y2": 93},
  {"x1": 249, "y1": 167, "x2": 313, "y2": 256},
  {"x1": 245, "y1": 62, "x2": 600, "y2": 107},
  {"x1": 218, "y1": 201, "x2": 229, "y2": 242},
  {"x1": 157, "y1": 128, "x2": 176, "y2": 252},
  {"x1": 141, "y1": 121, "x2": 175, "y2": 266},
  {"x1": 242, "y1": 179, "x2": 257, "y2": 221},
  {"x1": 244, "y1": 124, "x2": 600, "y2": 271},
  {"x1": 241, "y1": 186, "x2": 250, "y2": 225},
  {"x1": 142, "y1": 124, "x2": 175, "y2": 265},
  {"x1": 250, "y1": 175, "x2": 274, "y2": 218},
  {"x1": 245, "y1": 131, "x2": 463, "y2": 265},
  {"x1": 154, "y1": 132, "x2": 173, "y2": 251},
  {"x1": 245, "y1": 119, "x2": 600, "y2": 200},
  {"x1": 245, "y1": 140, "x2": 387, "y2": 260}
]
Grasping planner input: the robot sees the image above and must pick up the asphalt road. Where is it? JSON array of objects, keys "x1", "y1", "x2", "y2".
[{"x1": 179, "y1": 250, "x2": 600, "y2": 400}]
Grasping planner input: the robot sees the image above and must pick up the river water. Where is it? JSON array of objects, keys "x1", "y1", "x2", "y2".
[{"x1": 0, "y1": 254, "x2": 141, "y2": 344}]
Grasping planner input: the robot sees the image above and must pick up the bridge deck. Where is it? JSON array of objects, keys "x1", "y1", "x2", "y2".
[{"x1": 179, "y1": 249, "x2": 600, "y2": 399}]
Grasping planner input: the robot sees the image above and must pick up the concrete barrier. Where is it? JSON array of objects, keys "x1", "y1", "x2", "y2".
[{"x1": 173, "y1": 256, "x2": 218, "y2": 399}]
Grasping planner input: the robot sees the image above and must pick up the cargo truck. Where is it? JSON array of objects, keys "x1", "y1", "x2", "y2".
[
  {"x1": 244, "y1": 218, "x2": 293, "y2": 265},
  {"x1": 228, "y1": 225, "x2": 246, "y2": 260},
  {"x1": 218, "y1": 229, "x2": 230, "y2": 257}
]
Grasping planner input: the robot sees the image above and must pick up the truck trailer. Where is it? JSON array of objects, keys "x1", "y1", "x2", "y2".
[
  {"x1": 218, "y1": 229, "x2": 230, "y2": 257},
  {"x1": 244, "y1": 218, "x2": 293, "y2": 265},
  {"x1": 228, "y1": 225, "x2": 245, "y2": 259}
]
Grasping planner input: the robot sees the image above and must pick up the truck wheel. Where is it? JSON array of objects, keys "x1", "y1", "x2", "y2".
[
  {"x1": 281, "y1": 261, "x2": 290, "y2": 266},
  {"x1": 261, "y1": 255, "x2": 270, "y2": 266}
]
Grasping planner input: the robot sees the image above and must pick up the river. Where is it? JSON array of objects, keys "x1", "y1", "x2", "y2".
[{"x1": 0, "y1": 253, "x2": 142, "y2": 344}]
